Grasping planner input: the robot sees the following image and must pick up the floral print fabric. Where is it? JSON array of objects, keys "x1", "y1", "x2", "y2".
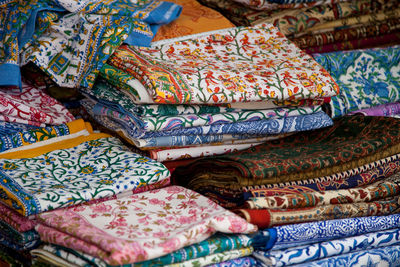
[
  {"x1": 108, "y1": 23, "x2": 339, "y2": 104},
  {"x1": 0, "y1": 82, "x2": 74, "y2": 127},
  {"x1": 348, "y1": 102, "x2": 400, "y2": 117},
  {"x1": 36, "y1": 186, "x2": 257, "y2": 265},
  {"x1": 314, "y1": 46, "x2": 400, "y2": 118},
  {"x1": 0, "y1": 136, "x2": 170, "y2": 216},
  {"x1": 2, "y1": 0, "x2": 182, "y2": 89}
]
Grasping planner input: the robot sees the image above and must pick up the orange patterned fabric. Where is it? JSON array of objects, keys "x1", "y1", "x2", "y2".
[{"x1": 152, "y1": 0, "x2": 234, "y2": 42}]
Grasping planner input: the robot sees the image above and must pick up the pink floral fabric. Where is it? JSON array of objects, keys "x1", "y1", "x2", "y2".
[
  {"x1": 0, "y1": 82, "x2": 74, "y2": 127},
  {"x1": 0, "y1": 202, "x2": 36, "y2": 232},
  {"x1": 36, "y1": 186, "x2": 257, "y2": 265}
]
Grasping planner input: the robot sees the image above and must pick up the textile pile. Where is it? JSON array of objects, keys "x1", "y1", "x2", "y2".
[{"x1": 0, "y1": 0, "x2": 399, "y2": 266}]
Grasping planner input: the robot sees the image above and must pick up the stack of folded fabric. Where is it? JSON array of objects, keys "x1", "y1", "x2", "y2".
[
  {"x1": 198, "y1": 0, "x2": 400, "y2": 54},
  {"x1": 0, "y1": 118, "x2": 171, "y2": 264},
  {"x1": 80, "y1": 22, "x2": 339, "y2": 161},
  {"x1": 30, "y1": 185, "x2": 258, "y2": 266}
]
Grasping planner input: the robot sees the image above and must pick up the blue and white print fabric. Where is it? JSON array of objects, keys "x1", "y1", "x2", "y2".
[{"x1": 314, "y1": 45, "x2": 400, "y2": 118}]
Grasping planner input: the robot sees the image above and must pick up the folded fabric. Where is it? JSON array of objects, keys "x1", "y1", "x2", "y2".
[
  {"x1": 237, "y1": 196, "x2": 400, "y2": 228},
  {"x1": 2, "y1": 0, "x2": 182, "y2": 88},
  {"x1": 152, "y1": 0, "x2": 235, "y2": 42},
  {"x1": 36, "y1": 186, "x2": 257, "y2": 265},
  {"x1": 136, "y1": 234, "x2": 252, "y2": 267},
  {"x1": 206, "y1": 256, "x2": 257, "y2": 267},
  {"x1": 0, "y1": 131, "x2": 170, "y2": 216},
  {"x1": 314, "y1": 46, "x2": 400, "y2": 118},
  {"x1": 108, "y1": 23, "x2": 339, "y2": 104},
  {"x1": 0, "y1": 121, "x2": 40, "y2": 135},
  {"x1": 0, "y1": 119, "x2": 88, "y2": 154},
  {"x1": 0, "y1": 220, "x2": 39, "y2": 246},
  {"x1": 259, "y1": 213, "x2": 400, "y2": 250},
  {"x1": 172, "y1": 116, "x2": 400, "y2": 188},
  {"x1": 83, "y1": 81, "x2": 326, "y2": 132},
  {"x1": 292, "y1": 17, "x2": 400, "y2": 50},
  {"x1": 348, "y1": 102, "x2": 400, "y2": 117},
  {"x1": 306, "y1": 31, "x2": 400, "y2": 55},
  {"x1": 0, "y1": 235, "x2": 39, "y2": 251},
  {"x1": 167, "y1": 247, "x2": 254, "y2": 267},
  {"x1": 291, "y1": 243, "x2": 400, "y2": 267},
  {"x1": 230, "y1": 0, "x2": 348, "y2": 11},
  {"x1": 245, "y1": 152, "x2": 400, "y2": 197},
  {"x1": 245, "y1": 174, "x2": 400, "y2": 209},
  {"x1": 254, "y1": 227, "x2": 400, "y2": 267},
  {"x1": 0, "y1": 202, "x2": 36, "y2": 232},
  {"x1": 0, "y1": 82, "x2": 74, "y2": 127},
  {"x1": 149, "y1": 143, "x2": 262, "y2": 162}
]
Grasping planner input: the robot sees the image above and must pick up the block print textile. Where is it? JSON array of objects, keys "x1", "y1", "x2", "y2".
[
  {"x1": 207, "y1": 256, "x2": 257, "y2": 267},
  {"x1": 108, "y1": 23, "x2": 339, "y2": 104},
  {"x1": 167, "y1": 247, "x2": 254, "y2": 267},
  {"x1": 0, "y1": 135, "x2": 170, "y2": 216},
  {"x1": 83, "y1": 80, "x2": 326, "y2": 132},
  {"x1": 2, "y1": 0, "x2": 182, "y2": 89},
  {"x1": 245, "y1": 152, "x2": 400, "y2": 197},
  {"x1": 314, "y1": 46, "x2": 400, "y2": 118},
  {"x1": 0, "y1": 220, "x2": 39, "y2": 246},
  {"x1": 136, "y1": 234, "x2": 252, "y2": 267},
  {"x1": 236, "y1": 196, "x2": 400, "y2": 228},
  {"x1": 35, "y1": 186, "x2": 257, "y2": 265},
  {"x1": 172, "y1": 116, "x2": 400, "y2": 188},
  {"x1": 0, "y1": 202, "x2": 36, "y2": 232},
  {"x1": 254, "y1": 227, "x2": 400, "y2": 267},
  {"x1": 0, "y1": 235, "x2": 39, "y2": 251},
  {"x1": 292, "y1": 244, "x2": 400, "y2": 267},
  {"x1": 245, "y1": 174, "x2": 400, "y2": 209},
  {"x1": 0, "y1": 119, "x2": 87, "y2": 154},
  {"x1": 348, "y1": 102, "x2": 400, "y2": 117},
  {"x1": 152, "y1": 0, "x2": 234, "y2": 42},
  {"x1": 261, "y1": 213, "x2": 400, "y2": 250},
  {"x1": 0, "y1": 82, "x2": 74, "y2": 127}
]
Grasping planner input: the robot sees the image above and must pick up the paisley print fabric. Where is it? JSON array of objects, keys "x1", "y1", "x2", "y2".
[
  {"x1": 108, "y1": 23, "x2": 339, "y2": 104},
  {"x1": 172, "y1": 116, "x2": 400, "y2": 188},
  {"x1": 314, "y1": 46, "x2": 400, "y2": 118},
  {"x1": 236, "y1": 196, "x2": 400, "y2": 228},
  {"x1": 0, "y1": 135, "x2": 170, "y2": 216},
  {"x1": 244, "y1": 152, "x2": 400, "y2": 197},
  {"x1": 254, "y1": 227, "x2": 400, "y2": 267},
  {"x1": 0, "y1": 82, "x2": 74, "y2": 127},
  {"x1": 245, "y1": 174, "x2": 400, "y2": 209},
  {"x1": 292, "y1": 244, "x2": 400, "y2": 267},
  {"x1": 36, "y1": 186, "x2": 257, "y2": 265},
  {"x1": 1, "y1": 0, "x2": 182, "y2": 89}
]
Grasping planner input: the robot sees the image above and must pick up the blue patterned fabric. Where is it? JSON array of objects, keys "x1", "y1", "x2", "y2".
[
  {"x1": 314, "y1": 46, "x2": 400, "y2": 118},
  {"x1": 292, "y1": 244, "x2": 400, "y2": 267},
  {"x1": 254, "y1": 227, "x2": 400, "y2": 266},
  {"x1": 207, "y1": 256, "x2": 257, "y2": 267},
  {"x1": 0, "y1": 121, "x2": 40, "y2": 135},
  {"x1": 1, "y1": 0, "x2": 182, "y2": 88},
  {"x1": 257, "y1": 214, "x2": 400, "y2": 250},
  {"x1": 82, "y1": 99, "x2": 333, "y2": 147}
]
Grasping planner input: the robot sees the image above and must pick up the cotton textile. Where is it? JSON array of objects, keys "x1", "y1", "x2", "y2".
[
  {"x1": 236, "y1": 196, "x2": 400, "y2": 228},
  {"x1": 207, "y1": 256, "x2": 257, "y2": 267},
  {"x1": 0, "y1": 134, "x2": 170, "y2": 216},
  {"x1": 245, "y1": 174, "x2": 400, "y2": 209},
  {"x1": 0, "y1": 82, "x2": 74, "y2": 127},
  {"x1": 36, "y1": 186, "x2": 257, "y2": 265},
  {"x1": 314, "y1": 46, "x2": 400, "y2": 118},
  {"x1": 173, "y1": 116, "x2": 400, "y2": 188},
  {"x1": 348, "y1": 102, "x2": 400, "y2": 117},
  {"x1": 254, "y1": 227, "x2": 400, "y2": 267},
  {"x1": 1, "y1": 0, "x2": 182, "y2": 89},
  {"x1": 108, "y1": 23, "x2": 339, "y2": 104}
]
